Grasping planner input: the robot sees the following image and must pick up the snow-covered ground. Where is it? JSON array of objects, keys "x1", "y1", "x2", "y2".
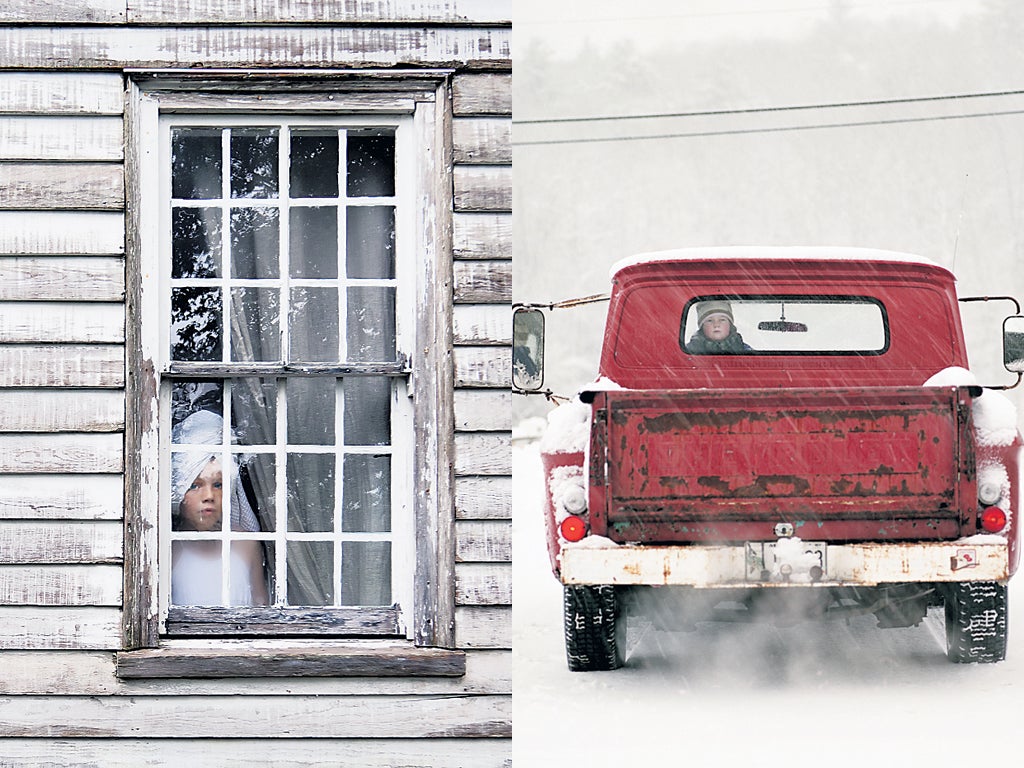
[{"x1": 513, "y1": 438, "x2": 1024, "y2": 767}]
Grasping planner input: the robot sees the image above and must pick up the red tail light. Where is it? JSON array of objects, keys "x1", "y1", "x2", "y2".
[
  {"x1": 980, "y1": 506, "x2": 1008, "y2": 533},
  {"x1": 560, "y1": 515, "x2": 587, "y2": 542}
]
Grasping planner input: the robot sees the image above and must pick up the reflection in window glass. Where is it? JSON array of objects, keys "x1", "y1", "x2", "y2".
[
  {"x1": 291, "y1": 287, "x2": 339, "y2": 362},
  {"x1": 347, "y1": 132, "x2": 395, "y2": 197},
  {"x1": 171, "y1": 287, "x2": 222, "y2": 361},
  {"x1": 291, "y1": 131, "x2": 339, "y2": 198},
  {"x1": 346, "y1": 206, "x2": 395, "y2": 279},
  {"x1": 172, "y1": 128, "x2": 221, "y2": 199},
  {"x1": 231, "y1": 129, "x2": 279, "y2": 198},
  {"x1": 344, "y1": 377, "x2": 391, "y2": 446},
  {"x1": 230, "y1": 288, "x2": 281, "y2": 362},
  {"x1": 230, "y1": 207, "x2": 280, "y2": 279},
  {"x1": 347, "y1": 287, "x2": 396, "y2": 362},
  {"x1": 231, "y1": 378, "x2": 276, "y2": 445},
  {"x1": 172, "y1": 208, "x2": 222, "y2": 279},
  {"x1": 342, "y1": 454, "x2": 391, "y2": 532}
]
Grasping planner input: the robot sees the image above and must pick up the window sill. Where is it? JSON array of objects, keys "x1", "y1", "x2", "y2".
[{"x1": 116, "y1": 639, "x2": 466, "y2": 679}]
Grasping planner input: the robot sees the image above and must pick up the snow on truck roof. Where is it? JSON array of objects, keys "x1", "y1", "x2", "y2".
[{"x1": 609, "y1": 246, "x2": 949, "y2": 279}]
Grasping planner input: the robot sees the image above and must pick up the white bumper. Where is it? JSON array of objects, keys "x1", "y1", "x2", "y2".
[{"x1": 560, "y1": 540, "x2": 1010, "y2": 587}]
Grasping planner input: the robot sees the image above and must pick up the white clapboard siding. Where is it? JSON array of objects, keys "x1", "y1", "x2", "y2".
[
  {"x1": 0, "y1": 433, "x2": 123, "y2": 474},
  {"x1": 0, "y1": 256, "x2": 124, "y2": 301},
  {"x1": 0, "y1": 28, "x2": 511, "y2": 69},
  {"x1": 0, "y1": 475, "x2": 124, "y2": 520},
  {"x1": 0, "y1": 302, "x2": 124, "y2": 343},
  {"x1": 0, "y1": 163, "x2": 124, "y2": 210},
  {"x1": 454, "y1": 346, "x2": 510, "y2": 389},
  {"x1": 453, "y1": 73, "x2": 512, "y2": 116},
  {"x1": 0, "y1": 390, "x2": 124, "y2": 432},
  {"x1": 0, "y1": 345, "x2": 124, "y2": 387},
  {"x1": 0, "y1": 1, "x2": 126, "y2": 23},
  {"x1": 0, "y1": 607, "x2": 121, "y2": 649},
  {"x1": 453, "y1": 118, "x2": 511, "y2": 164},
  {"x1": 455, "y1": 520, "x2": 511, "y2": 563},
  {"x1": 0, "y1": 117, "x2": 124, "y2": 161},
  {"x1": 453, "y1": 305, "x2": 511, "y2": 346},
  {"x1": 454, "y1": 166, "x2": 512, "y2": 212},
  {"x1": 0, "y1": 212, "x2": 124, "y2": 255},
  {"x1": 456, "y1": 563, "x2": 511, "y2": 605},
  {"x1": 455, "y1": 606, "x2": 510, "y2": 649},
  {"x1": 453, "y1": 212, "x2": 511, "y2": 260},
  {"x1": 0, "y1": 738, "x2": 513, "y2": 768},
  {"x1": 455, "y1": 476, "x2": 511, "y2": 520},
  {"x1": 0, "y1": 521, "x2": 122, "y2": 564},
  {"x1": 454, "y1": 390, "x2": 511, "y2": 432},
  {"x1": 127, "y1": 0, "x2": 511, "y2": 23},
  {"x1": 454, "y1": 261, "x2": 511, "y2": 304},
  {"x1": 0, "y1": 72, "x2": 124, "y2": 115},
  {"x1": 455, "y1": 433, "x2": 511, "y2": 476},
  {"x1": 0, "y1": 694, "x2": 511, "y2": 738},
  {"x1": 0, "y1": 564, "x2": 122, "y2": 606}
]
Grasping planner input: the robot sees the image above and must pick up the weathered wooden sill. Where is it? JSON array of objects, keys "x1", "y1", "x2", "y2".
[{"x1": 116, "y1": 639, "x2": 466, "y2": 679}]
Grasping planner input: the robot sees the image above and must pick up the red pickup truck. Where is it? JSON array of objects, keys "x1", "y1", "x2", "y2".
[{"x1": 514, "y1": 247, "x2": 1024, "y2": 670}]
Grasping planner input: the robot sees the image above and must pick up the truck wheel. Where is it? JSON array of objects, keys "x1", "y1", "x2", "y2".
[
  {"x1": 944, "y1": 581, "x2": 1008, "y2": 663},
  {"x1": 563, "y1": 585, "x2": 625, "y2": 671}
]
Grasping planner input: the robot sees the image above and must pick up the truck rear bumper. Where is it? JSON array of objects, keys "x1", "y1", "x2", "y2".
[{"x1": 560, "y1": 539, "x2": 1010, "y2": 587}]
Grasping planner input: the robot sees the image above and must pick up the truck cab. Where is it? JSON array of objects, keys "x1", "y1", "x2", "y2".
[{"x1": 515, "y1": 247, "x2": 1024, "y2": 670}]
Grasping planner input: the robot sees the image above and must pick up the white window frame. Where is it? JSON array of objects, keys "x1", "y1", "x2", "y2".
[{"x1": 123, "y1": 72, "x2": 456, "y2": 653}]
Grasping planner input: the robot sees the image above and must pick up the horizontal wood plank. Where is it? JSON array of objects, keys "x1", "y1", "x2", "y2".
[
  {"x1": 454, "y1": 390, "x2": 511, "y2": 432},
  {"x1": 0, "y1": 390, "x2": 124, "y2": 432},
  {"x1": 0, "y1": 212, "x2": 124, "y2": 255},
  {"x1": 0, "y1": 738, "x2": 512, "y2": 768},
  {"x1": 0, "y1": 302, "x2": 124, "y2": 343},
  {"x1": 454, "y1": 165, "x2": 512, "y2": 212},
  {"x1": 0, "y1": 256, "x2": 125, "y2": 301},
  {"x1": 453, "y1": 118, "x2": 511, "y2": 164},
  {"x1": 0, "y1": 433, "x2": 123, "y2": 473},
  {"x1": 453, "y1": 212, "x2": 510, "y2": 260},
  {"x1": 455, "y1": 432, "x2": 511, "y2": 476},
  {"x1": 0, "y1": 607, "x2": 121, "y2": 649},
  {"x1": 0, "y1": 72, "x2": 125, "y2": 115},
  {"x1": 0, "y1": 475, "x2": 124, "y2": 521},
  {"x1": 456, "y1": 563, "x2": 511, "y2": 605},
  {"x1": 453, "y1": 73, "x2": 511, "y2": 116},
  {"x1": 0, "y1": 162, "x2": 124, "y2": 210},
  {"x1": 0, "y1": 564, "x2": 121, "y2": 606},
  {"x1": 0, "y1": 117, "x2": 124, "y2": 161},
  {"x1": 0, "y1": 1, "x2": 126, "y2": 23},
  {"x1": 455, "y1": 476, "x2": 511, "y2": 520},
  {"x1": 0, "y1": 693, "x2": 511, "y2": 738},
  {"x1": 128, "y1": 0, "x2": 512, "y2": 23},
  {"x1": 455, "y1": 521, "x2": 511, "y2": 563},
  {"x1": 454, "y1": 260, "x2": 511, "y2": 303},
  {"x1": 0, "y1": 345, "x2": 125, "y2": 387},
  {"x1": 453, "y1": 305, "x2": 511, "y2": 345},
  {"x1": 455, "y1": 606, "x2": 510, "y2": 649},
  {"x1": 454, "y1": 346, "x2": 510, "y2": 389},
  {"x1": 0, "y1": 521, "x2": 123, "y2": 564}
]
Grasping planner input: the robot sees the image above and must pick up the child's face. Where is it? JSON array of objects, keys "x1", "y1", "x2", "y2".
[
  {"x1": 702, "y1": 314, "x2": 732, "y2": 341},
  {"x1": 179, "y1": 458, "x2": 223, "y2": 531}
]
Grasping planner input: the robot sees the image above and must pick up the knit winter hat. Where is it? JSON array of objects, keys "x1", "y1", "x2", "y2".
[{"x1": 696, "y1": 300, "x2": 734, "y2": 327}]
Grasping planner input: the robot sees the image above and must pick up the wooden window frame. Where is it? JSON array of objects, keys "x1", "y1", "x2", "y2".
[{"x1": 122, "y1": 71, "x2": 457, "y2": 670}]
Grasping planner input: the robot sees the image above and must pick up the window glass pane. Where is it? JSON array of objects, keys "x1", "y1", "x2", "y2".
[
  {"x1": 291, "y1": 130, "x2": 339, "y2": 198},
  {"x1": 287, "y1": 541, "x2": 334, "y2": 606},
  {"x1": 287, "y1": 453, "x2": 334, "y2": 532},
  {"x1": 172, "y1": 208, "x2": 222, "y2": 278},
  {"x1": 230, "y1": 378, "x2": 276, "y2": 445},
  {"x1": 240, "y1": 453, "x2": 276, "y2": 532},
  {"x1": 341, "y1": 541, "x2": 391, "y2": 606},
  {"x1": 230, "y1": 207, "x2": 280, "y2": 279},
  {"x1": 171, "y1": 451, "x2": 224, "y2": 533},
  {"x1": 342, "y1": 455, "x2": 391, "y2": 532},
  {"x1": 289, "y1": 207, "x2": 339, "y2": 278},
  {"x1": 347, "y1": 287, "x2": 395, "y2": 362},
  {"x1": 346, "y1": 206, "x2": 395, "y2": 279},
  {"x1": 287, "y1": 377, "x2": 335, "y2": 444},
  {"x1": 230, "y1": 541, "x2": 270, "y2": 606},
  {"x1": 347, "y1": 132, "x2": 395, "y2": 197},
  {"x1": 343, "y1": 377, "x2": 390, "y2": 446},
  {"x1": 171, "y1": 540, "x2": 222, "y2": 606},
  {"x1": 230, "y1": 288, "x2": 281, "y2": 362},
  {"x1": 172, "y1": 128, "x2": 222, "y2": 200},
  {"x1": 171, "y1": 380, "x2": 223, "y2": 433},
  {"x1": 231, "y1": 128, "x2": 279, "y2": 198},
  {"x1": 171, "y1": 287, "x2": 222, "y2": 361},
  {"x1": 290, "y1": 287, "x2": 339, "y2": 362}
]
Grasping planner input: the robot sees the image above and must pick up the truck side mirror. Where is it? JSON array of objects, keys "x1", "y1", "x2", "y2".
[
  {"x1": 513, "y1": 307, "x2": 546, "y2": 391},
  {"x1": 1004, "y1": 316, "x2": 1024, "y2": 373}
]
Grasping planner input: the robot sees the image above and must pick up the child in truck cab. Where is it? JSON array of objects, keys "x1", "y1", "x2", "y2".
[{"x1": 685, "y1": 300, "x2": 753, "y2": 354}]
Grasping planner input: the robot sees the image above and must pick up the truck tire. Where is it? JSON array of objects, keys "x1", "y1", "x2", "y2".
[
  {"x1": 564, "y1": 585, "x2": 625, "y2": 671},
  {"x1": 944, "y1": 581, "x2": 1008, "y2": 663}
]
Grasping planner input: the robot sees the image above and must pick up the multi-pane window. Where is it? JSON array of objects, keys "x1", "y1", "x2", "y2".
[{"x1": 158, "y1": 117, "x2": 412, "y2": 633}]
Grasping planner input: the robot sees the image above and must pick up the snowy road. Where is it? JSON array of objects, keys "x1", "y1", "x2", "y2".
[{"x1": 514, "y1": 440, "x2": 1024, "y2": 767}]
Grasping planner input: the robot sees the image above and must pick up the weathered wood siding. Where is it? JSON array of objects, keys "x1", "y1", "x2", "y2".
[{"x1": 0, "y1": 5, "x2": 510, "y2": 766}]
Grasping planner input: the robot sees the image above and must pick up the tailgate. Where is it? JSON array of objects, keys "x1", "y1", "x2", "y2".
[{"x1": 592, "y1": 387, "x2": 976, "y2": 543}]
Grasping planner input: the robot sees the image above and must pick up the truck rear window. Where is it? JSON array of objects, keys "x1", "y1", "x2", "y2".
[{"x1": 680, "y1": 296, "x2": 889, "y2": 355}]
